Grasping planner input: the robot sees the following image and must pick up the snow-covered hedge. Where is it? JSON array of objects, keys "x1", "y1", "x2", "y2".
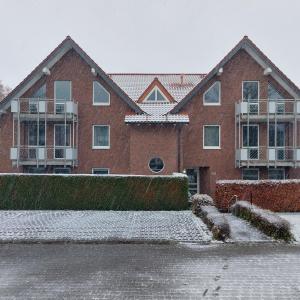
[
  {"x1": 191, "y1": 194, "x2": 214, "y2": 209},
  {"x1": 193, "y1": 203, "x2": 230, "y2": 241},
  {"x1": 231, "y1": 201, "x2": 293, "y2": 241},
  {"x1": 0, "y1": 174, "x2": 189, "y2": 210},
  {"x1": 215, "y1": 180, "x2": 300, "y2": 212}
]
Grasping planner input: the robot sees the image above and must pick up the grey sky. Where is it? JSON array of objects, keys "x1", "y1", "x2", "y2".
[{"x1": 1, "y1": 0, "x2": 300, "y2": 89}]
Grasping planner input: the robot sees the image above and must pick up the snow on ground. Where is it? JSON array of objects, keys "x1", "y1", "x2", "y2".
[
  {"x1": 0, "y1": 211, "x2": 211, "y2": 244},
  {"x1": 223, "y1": 213, "x2": 272, "y2": 242},
  {"x1": 278, "y1": 213, "x2": 300, "y2": 243}
]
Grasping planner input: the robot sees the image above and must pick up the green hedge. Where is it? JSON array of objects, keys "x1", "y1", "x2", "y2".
[{"x1": 0, "y1": 174, "x2": 189, "y2": 210}]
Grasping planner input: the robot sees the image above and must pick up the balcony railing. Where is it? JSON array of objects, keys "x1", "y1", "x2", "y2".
[
  {"x1": 235, "y1": 99, "x2": 300, "y2": 117},
  {"x1": 236, "y1": 146, "x2": 300, "y2": 166},
  {"x1": 10, "y1": 146, "x2": 78, "y2": 166},
  {"x1": 11, "y1": 98, "x2": 78, "y2": 116}
]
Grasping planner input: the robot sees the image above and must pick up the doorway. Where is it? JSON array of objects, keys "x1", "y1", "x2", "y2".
[{"x1": 186, "y1": 168, "x2": 199, "y2": 195}]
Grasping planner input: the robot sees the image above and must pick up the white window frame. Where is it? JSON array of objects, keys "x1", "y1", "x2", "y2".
[
  {"x1": 148, "y1": 157, "x2": 165, "y2": 173},
  {"x1": 203, "y1": 81, "x2": 221, "y2": 106},
  {"x1": 242, "y1": 80, "x2": 260, "y2": 100},
  {"x1": 144, "y1": 86, "x2": 168, "y2": 102},
  {"x1": 242, "y1": 168, "x2": 259, "y2": 180},
  {"x1": 93, "y1": 81, "x2": 110, "y2": 106},
  {"x1": 242, "y1": 124, "x2": 259, "y2": 160},
  {"x1": 92, "y1": 168, "x2": 110, "y2": 175},
  {"x1": 92, "y1": 125, "x2": 110, "y2": 149},
  {"x1": 54, "y1": 80, "x2": 72, "y2": 101},
  {"x1": 54, "y1": 124, "x2": 71, "y2": 159},
  {"x1": 268, "y1": 168, "x2": 285, "y2": 180},
  {"x1": 54, "y1": 81, "x2": 72, "y2": 113},
  {"x1": 203, "y1": 125, "x2": 221, "y2": 149}
]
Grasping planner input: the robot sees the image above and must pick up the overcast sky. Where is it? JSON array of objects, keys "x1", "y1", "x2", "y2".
[{"x1": 1, "y1": 0, "x2": 300, "y2": 89}]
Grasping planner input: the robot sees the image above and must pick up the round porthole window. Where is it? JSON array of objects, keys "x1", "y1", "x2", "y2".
[{"x1": 149, "y1": 157, "x2": 164, "y2": 173}]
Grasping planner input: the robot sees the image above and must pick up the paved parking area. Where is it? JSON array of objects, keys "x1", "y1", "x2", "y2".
[
  {"x1": 0, "y1": 243, "x2": 299, "y2": 299},
  {"x1": 0, "y1": 211, "x2": 212, "y2": 243}
]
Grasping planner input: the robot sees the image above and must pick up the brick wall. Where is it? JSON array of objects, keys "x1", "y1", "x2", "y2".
[{"x1": 215, "y1": 180, "x2": 300, "y2": 212}]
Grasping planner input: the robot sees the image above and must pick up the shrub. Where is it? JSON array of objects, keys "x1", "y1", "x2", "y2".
[
  {"x1": 231, "y1": 201, "x2": 293, "y2": 242},
  {"x1": 0, "y1": 173, "x2": 189, "y2": 210},
  {"x1": 194, "y1": 205, "x2": 230, "y2": 241},
  {"x1": 191, "y1": 194, "x2": 214, "y2": 214}
]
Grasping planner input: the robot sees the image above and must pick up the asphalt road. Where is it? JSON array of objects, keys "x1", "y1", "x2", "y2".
[{"x1": 0, "y1": 243, "x2": 299, "y2": 299}]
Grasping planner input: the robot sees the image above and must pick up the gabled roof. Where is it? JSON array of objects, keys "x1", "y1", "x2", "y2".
[
  {"x1": 109, "y1": 73, "x2": 205, "y2": 102},
  {"x1": 0, "y1": 36, "x2": 143, "y2": 113},
  {"x1": 170, "y1": 36, "x2": 300, "y2": 114}
]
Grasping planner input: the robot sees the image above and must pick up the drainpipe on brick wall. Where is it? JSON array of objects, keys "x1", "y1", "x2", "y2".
[{"x1": 177, "y1": 126, "x2": 182, "y2": 172}]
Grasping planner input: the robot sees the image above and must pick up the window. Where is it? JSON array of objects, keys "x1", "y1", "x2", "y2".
[
  {"x1": 268, "y1": 168, "x2": 285, "y2": 180},
  {"x1": 32, "y1": 84, "x2": 46, "y2": 98},
  {"x1": 242, "y1": 125, "x2": 259, "y2": 160},
  {"x1": 54, "y1": 167, "x2": 71, "y2": 174},
  {"x1": 243, "y1": 81, "x2": 259, "y2": 114},
  {"x1": 93, "y1": 125, "x2": 110, "y2": 149},
  {"x1": 269, "y1": 124, "x2": 285, "y2": 160},
  {"x1": 268, "y1": 84, "x2": 283, "y2": 100},
  {"x1": 54, "y1": 81, "x2": 71, "y2": 113},
  {"x1": 28, "y1": 121, "x2": 45, "y2": 146},
  {"x1": 243, "y1": 81, "x2": 259, "y2": 100},
  {"x1": 203, "y1": 125, "x2": 220, "y2": 149},
  {"x1": 203, "y1": 82, "x2": 221, "y2": 105},
  {"x1": 28, "y1": 121, "x2": 45, "y2": 159},
  {"x1": 92, "y1": 168, "x2": 110, "y2": 175},
  {"x1": 268, "y1": 84, "x2": 285, "y2": 114},
  {"x1": 54, "y1": 124, "x2": 71, "y2": 159},
  {"x1": 145, "y1": 87, "x2": 167, "y2": 102},
  {"x1": 242, "y1": 169, "x2": 259, "y2": 180},
  {"x1": 93, "y1": 81, "x2": 110, "y2": 105},
  {"x1": 149, "y1": 157, "x2": 164, "y2": 173},
  {"x1": 242, "y1": 125, "x2": 259, "y2": 147},
  {"x1": 269, "y1": 124, "x2": 285, "y2": 147},
  {"x1": 26, "y1": 167, "x2": 46, "y2": 174},
  {"x1": 30, "y1": 84, "x2": 46, "y2": 113}
]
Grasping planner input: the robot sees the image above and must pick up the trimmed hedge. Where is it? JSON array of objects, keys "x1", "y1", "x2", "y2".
[
  {"x1": 0, "y1": 174, "x2": 189, "y2": 210},
  {"x1": 192, "y1": 195, "x2": 230, "y2": 241},
  {"x1": 231, "y1": 201, "x2": 294, "y2": 242},
  {"x1": 216, "y1": 180, "x2": 300, "y2": 212}
]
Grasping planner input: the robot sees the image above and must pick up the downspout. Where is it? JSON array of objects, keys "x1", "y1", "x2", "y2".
[{"x1": 177, "y1": 125, "x2": 182, "y2": 172}]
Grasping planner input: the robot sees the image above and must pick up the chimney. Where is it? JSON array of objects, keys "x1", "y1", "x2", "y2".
[{"x1": 180, "y1": 74, "x2": 184, "y2": 85}]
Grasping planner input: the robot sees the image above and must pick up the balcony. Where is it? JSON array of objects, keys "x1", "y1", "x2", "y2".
[
  {"x1": 10, "y1": 146, "x2": 78, "y2": 166},
  {"x1": 236, "y1": 147, "x2": 300, "y2": 167},
  {"x1": 235, "y1": 99, "x2": 300, "y2": 122},
  {"x1": 11, "y1": 98, "x2": 78, "y2": 121}
]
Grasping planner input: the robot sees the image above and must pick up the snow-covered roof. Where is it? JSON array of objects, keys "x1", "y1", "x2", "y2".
[
  {"x1": 109, "y1": 74, "x2": 206, "y2": 103},
  {"x1": 138, "y1": 102, "x2": 176, "y2": 115},
  {"x1": 125, "y1": 114, "x2": 189, "y2": 124}
]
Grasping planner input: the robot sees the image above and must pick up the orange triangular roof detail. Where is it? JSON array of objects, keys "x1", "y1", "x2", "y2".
[{"x1": 137, "y1": 77, "x2": 175, "y2": 103}]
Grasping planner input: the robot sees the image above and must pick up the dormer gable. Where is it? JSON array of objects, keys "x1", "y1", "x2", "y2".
[{"x1": 138, "y1": 77, "x2": 175, "y2": 103}]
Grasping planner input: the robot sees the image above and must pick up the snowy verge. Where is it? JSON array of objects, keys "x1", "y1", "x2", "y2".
[{"x1": 231, "y1": 201, "x2": 293, "y2": 242}]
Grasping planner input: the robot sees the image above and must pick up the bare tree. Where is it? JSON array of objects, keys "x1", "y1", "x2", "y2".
[{"x1": 0, "y1": 80, "x2": 11, "y2": 101}]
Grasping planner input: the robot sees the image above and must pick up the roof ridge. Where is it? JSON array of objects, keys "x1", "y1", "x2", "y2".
[{"x1": 108, "y1": 73, "x2": 207, "y2": 76}]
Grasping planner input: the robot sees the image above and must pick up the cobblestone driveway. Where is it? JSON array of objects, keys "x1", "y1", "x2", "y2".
[
  {"x1": 0, "y1": 211, "x2": 211, "y2": 243},
  {"x1": 0, "y1": 243, "x2": 299, "y2": 299}
]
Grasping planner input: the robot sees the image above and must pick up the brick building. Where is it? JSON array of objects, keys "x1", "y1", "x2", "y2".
[{"x1": 1, "y1": 35, "x2": 300, "y2": 195}]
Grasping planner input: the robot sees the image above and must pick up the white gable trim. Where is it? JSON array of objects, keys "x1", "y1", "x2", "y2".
[{"x1": 144, "y1": 86, "x2": 169, "y2": 102}]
